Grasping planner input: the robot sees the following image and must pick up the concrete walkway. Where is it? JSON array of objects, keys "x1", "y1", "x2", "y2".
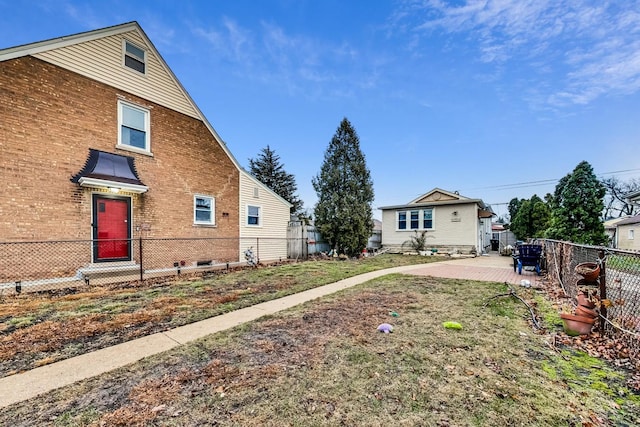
[{"x1": 0, "y1": 254, "x2": 542, "y2": 408}]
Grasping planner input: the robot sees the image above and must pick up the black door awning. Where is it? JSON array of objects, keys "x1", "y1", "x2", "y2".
[{"x1": 71, "y1": 149, "x2": 148, "y2": 193}]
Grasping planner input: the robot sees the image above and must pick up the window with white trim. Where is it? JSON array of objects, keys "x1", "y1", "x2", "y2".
[
  {"x1": 423, "y1": 209, "x2": 433, "y2": 229},
  {"x1": 398, "y1": 211, "x2": 407, "y2": 230},
  {"x1": 410, "y1": 210, "x2": 419, "y2": 229},
  {"x1": 247, "y1": 205, "x2": 261, "y2": 226},
  {"x1": 118, "y1": 100, "x2": 150, "y2": 152},
  {"x1": 194, "y1": 195, "x2": 215, "y2": 225},
  {"x1": 123, "y1": 40, "x2": 146, "y2": 74},
  {"x1": 397, "y1": 208, "x2": 434, "y2": 230}
]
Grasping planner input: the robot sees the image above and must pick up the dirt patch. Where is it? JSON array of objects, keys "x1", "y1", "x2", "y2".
[
  {"x1": 3, "y1": 275, "x2": 636, "y2": 426},
  {"x1": 0, "y1": 256, "x2": 440, "y2": 377},
  {"x1": 1, "y1": 257, "x2": 639, "y2": 426}
]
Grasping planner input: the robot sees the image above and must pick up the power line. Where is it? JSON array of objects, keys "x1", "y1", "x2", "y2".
[
  {"x1": 467, "y1": 168, "x2": 640, "y2": 192},
  {"x1": 483, "y1": 168, "x2": 640, "y2": 208}
]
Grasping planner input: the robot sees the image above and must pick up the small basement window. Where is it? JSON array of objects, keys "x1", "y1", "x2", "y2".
[{"x1": 124, "y1": 40, "x2": 146, "y2": 74}]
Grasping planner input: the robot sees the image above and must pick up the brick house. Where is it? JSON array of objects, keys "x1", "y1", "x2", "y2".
[{"x1": 0, "y1": 22, "x2": 246, "y2": 282}]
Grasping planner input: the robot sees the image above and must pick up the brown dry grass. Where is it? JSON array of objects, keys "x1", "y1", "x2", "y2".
[
  {"x1": 0, "y1": 255, "x2": 439, "y2": 377},
  {"x1": 1, "y1": 274, "x2": 637, "y2": 426}
]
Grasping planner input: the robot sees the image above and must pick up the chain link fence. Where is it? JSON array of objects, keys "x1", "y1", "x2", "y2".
[
  {"x1": 1, "y1": 237, "x2": 306, "y2": 295},
  {"x1": 544, "y1": 239, "x2": 640, "y2": 354}
]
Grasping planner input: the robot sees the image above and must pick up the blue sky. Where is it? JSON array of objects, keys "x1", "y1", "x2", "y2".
[{"x1": 2, "y1": 0, "x2": 640, "y2": 219}]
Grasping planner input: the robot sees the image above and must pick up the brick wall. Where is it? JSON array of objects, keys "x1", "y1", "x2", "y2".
[{"x1": 0, "y1": 56, "x2": 239, "y2": 245}]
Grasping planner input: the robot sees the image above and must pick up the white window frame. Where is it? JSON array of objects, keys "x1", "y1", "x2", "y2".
[
  {"x1": 423, "y1": 208, "x2": 434, "y2": 229},
  {"x1": 194, "y1": 195, "x2": 215, "y2": 226},
  {"x1": 123, "y1": 39, "x2": 146, "y2": 74},
  {"x1": 397, "y1": 211, "x2": 407, "y2": 230},
  {"x1": 247, "y1": 204, "x2": 262, "y2": 227},
  {"x1": 410, "y1": 210, "x2": 420, "y2": 229},
  {"x1": 397, "y1": 208, "x2": 435, "y2": 231},
  {"x1": 117, "y1": 100, "x2": 151, "y2": 155}
]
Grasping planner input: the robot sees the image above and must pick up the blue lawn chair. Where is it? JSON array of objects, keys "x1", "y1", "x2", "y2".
[{"x1": 512, "y1": 244, "x2": 542, "y2": 275}]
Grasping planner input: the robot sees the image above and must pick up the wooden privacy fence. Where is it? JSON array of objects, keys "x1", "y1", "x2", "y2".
[{"x1": 287, "y1": 221, "x2": 331, "y2": 259}]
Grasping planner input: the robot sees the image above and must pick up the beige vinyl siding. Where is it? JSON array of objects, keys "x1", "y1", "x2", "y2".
[
  {"x1": 617, "y1": 224, "x2": 640, "y2": 251},
  {"x1": 34, "y1": 30, "x2": 199, "y2": 118},
  {"x1": 381, "y1": 203, "x2": 478, "y2": 251},
  {"x1": 239, "y1": 172, "x2": 291, "y2": 262}
]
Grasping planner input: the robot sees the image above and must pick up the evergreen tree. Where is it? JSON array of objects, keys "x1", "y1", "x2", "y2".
[
  {"x1": 507, "y1": 198, "x2": 523, "y2": 223},
  {"x1": 248, "y1": 145, "x2": 303, "y2": 214},
  {"x1": 510, "y1": 194, "x2": 550, "y2": 240},
  {"x1": 546, "y1": 161, "x2": 607, "y2": 245},
  {"x1": 312, "y1": 118, "x2": 374, "y2": 257}
]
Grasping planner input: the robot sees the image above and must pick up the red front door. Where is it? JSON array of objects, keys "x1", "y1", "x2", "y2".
[{"x1": 93, "y1": 196, "x2": 131, "y2": 261}]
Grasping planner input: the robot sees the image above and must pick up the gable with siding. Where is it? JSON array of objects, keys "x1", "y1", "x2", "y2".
[{"x1": 1, "y1": 22, "x2": 199, "y2": 119}]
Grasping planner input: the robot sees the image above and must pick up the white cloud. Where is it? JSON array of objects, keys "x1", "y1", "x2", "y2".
[
  {"x1": 193, "y1": 17, "x2": 254, "y2": 65},
  {"x1": 62, "y1": 1, "x2": 110, "y2": 31},
  {"x1": 397, "y1": 0, "x2": 640, "y2": 107},
  {"x1": 193, "y1": 17, "x2": 372, "y2": 100}
]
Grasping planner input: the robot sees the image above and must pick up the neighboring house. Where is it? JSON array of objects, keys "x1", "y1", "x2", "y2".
[
  {"x1": 491, "y1": 223, "x2": 516, "y2": 252},
  {"x1": 0, "y1": 22, "x2": 253, "y2": 280},
  {"x1": 604, "y1": 217, "x2": 629, "y2": 248},
  {"x1": 614, "y1": 215, "x2": 640, "y2": 251},
  {"x1": 239, "y1": 169, "x2": 292, "y2": 262},
  {"x1": 379, "y1": 188, "x2": 495, "y2": 255},
  {"x1": 627, "y1": 190, "x2": 640, "y2": 204}
]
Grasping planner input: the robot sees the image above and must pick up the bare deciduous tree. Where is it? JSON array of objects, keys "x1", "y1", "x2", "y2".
[{"x1": 601, "y1": 177, "x2": 640, "y2": 219}]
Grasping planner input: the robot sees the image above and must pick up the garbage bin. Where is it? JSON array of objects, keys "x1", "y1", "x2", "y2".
[{"x1": 490, "y1": 239, "x2": 499, "y2": 251}]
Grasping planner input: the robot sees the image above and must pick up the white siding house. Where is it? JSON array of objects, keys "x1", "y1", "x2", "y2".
[
  {"x1": 239, "y1": 170, "x2": 292, "y2": 263},
  {"x1": 379, "y1": 188, "x2": 494, "y2": 255},
  {"x1": 615, "y1": 215, "x2": 640, "y2": 252}
]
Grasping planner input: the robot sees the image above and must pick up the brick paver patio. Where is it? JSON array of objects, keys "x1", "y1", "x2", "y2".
[{"x1": 402, "y1": 253, "x2": 544, "y2": 287}]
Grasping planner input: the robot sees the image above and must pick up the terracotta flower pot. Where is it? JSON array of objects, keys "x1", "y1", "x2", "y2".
[
  {"x1": 577, "y1": 278, "x2": 599, "y2": 288},
  {"x1": 576, "y1": 293, "x2": 596, "y2": 309},
  {"x1": 560, "y1": 312, "x2": 596, "y2": 336},
  {"x1": 575, "y1": 262, "x2": 600, "y2": 282},
  {"x1": 575, "y1": 305, "x2": 597, "y2": 319}
]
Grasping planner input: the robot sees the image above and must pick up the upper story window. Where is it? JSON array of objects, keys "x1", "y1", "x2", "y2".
[
  {"x1": 629, "y1": 229, "x2": 635, "y2": 240},
  {"x1": 397, "y1": 208, "x2": 434, "y2": 231},
  {"x1": 117, "y1": 100, "x2": 150, "y2": 153},
  {"x1": 247, "y1": 205, "x2": 261, "y2": 226},
  {"x1": 194, "y1": 195, "x2": 215, "y2": 226},
  {"x1": 124, "y1": 40, "x2": 146, "y2": 74}
]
